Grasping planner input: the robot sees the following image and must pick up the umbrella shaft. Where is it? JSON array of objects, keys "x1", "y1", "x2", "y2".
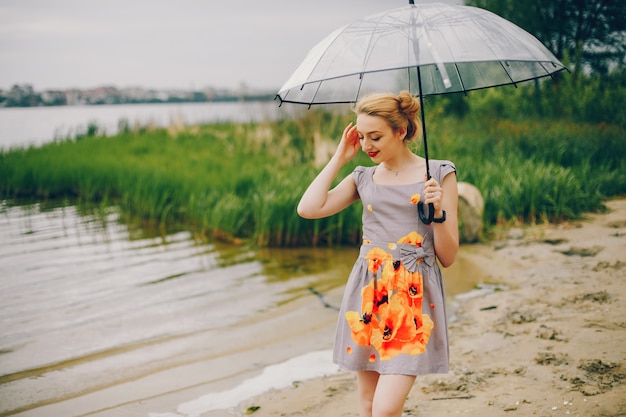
[{"x1": 417, "y1": 66, "x2": 430, "y2": 180}]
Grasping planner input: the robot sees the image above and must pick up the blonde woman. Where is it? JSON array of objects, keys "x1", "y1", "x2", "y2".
[{"x1": 298, "y1": 91, "x2": 459, "y2": 417}]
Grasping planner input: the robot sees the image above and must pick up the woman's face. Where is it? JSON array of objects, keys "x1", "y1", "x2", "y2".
[{"x1": 356, "y1": 113, "x2": 406, "y2": 163}]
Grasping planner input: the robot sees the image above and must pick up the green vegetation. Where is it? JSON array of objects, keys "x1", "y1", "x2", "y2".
[{"x1": 1, "y1": 72, "x2": 625, "y2": 247}]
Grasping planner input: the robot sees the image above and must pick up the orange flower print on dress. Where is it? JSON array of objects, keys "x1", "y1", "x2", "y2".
[
  {"x1": 346, "y1": 277, "x2": 385, "y2": 346},
  {"x1": 397, "y1": 231, "x2": 423, "y2": 246},
  {"x1": 370, "y1": 297, "x2": 418, "y2": 360},
  {"x1": 345, "y1": 241, "x2": 434, "y2": 361},
  {"x1": 381, "y1": 260, "x2": 396, "y2": 288},
  {"x1": 401, "y1": 313, "x2": 434, "y2": 356},
  {"x1": 365, "y1": 247, "x2": 393, "y2": 274},
  {"x1": 362, "y1": 278, "x2": 389, "y2": 314},
  {"x1": 389, "y1": 289, "x2": 433, "y2": 356},
  {"x1": 345, "y1": 310, "x2": 378, "y2": 346},
  {"x1": 396, "y1": 266, "x2": 424, "y2": 300},
  {"x1": 410, "y1": 194, "x2": 420, "y2": 205}
]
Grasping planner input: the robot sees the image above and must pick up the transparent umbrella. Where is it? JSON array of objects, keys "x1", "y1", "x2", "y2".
[{"x1": 276, "y1": 1, "x2": 567, "y2": 223}]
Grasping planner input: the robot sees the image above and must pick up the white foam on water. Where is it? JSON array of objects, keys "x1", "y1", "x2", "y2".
[
  {"x1": 149, "y1": 413, "x2": 182, "y2": 417},
  {"x1": 149, "y1": 349, "x2": 338, "y2": 417}
]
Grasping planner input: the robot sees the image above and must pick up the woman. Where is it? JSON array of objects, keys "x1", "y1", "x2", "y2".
[{"x1": 297, "y1": 91, "x2": 459, "y2": 417}]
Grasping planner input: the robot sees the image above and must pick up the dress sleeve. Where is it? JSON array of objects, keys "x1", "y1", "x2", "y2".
[
  {"x1": 352, "y1": 166, "x2": 367, "y2": 187},
  {"x1": 351, "y1": 166, "x2": 371, "y2": 199},
  {"x1": 434, "y1": 160, "x2": 456, "y2": 184}
]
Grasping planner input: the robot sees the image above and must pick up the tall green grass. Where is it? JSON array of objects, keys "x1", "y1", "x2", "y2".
[
  {"x1": 427, "y1": 116, "x2": 625, "y2": 225},
  {"x1": 1, "y1": 107, "x2": 624, "y2": 247}
]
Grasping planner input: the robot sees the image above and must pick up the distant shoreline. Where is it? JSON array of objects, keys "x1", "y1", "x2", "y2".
[
  {"x1": 0, "y1": 96, "x2": 276, "y2": 108},
  {"x1": 0, "y1": 83, "x2": 277, "y2": 108}
]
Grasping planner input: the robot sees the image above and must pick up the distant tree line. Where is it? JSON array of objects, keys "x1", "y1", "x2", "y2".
[{"x1": 466, "y1": 0, "x2": 626, "y2": 76}]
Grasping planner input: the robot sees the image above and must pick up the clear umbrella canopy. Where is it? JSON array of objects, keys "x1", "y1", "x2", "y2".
[
  {"x1": 277, "y1": 2, "x2": 566, "y2": 106},
  {"x1": 277, "y1": 2, "x2": 567, "y2": 223}
]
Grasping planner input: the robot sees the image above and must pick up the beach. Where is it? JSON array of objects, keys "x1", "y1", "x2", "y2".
[
  {"x1": 7, "y1": 198, "x2": 625, "y2": 417},
  {"x1": 234, "y1": 198, "x2": 626, "y2": 417}
]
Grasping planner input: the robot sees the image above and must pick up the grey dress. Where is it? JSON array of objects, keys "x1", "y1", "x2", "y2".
[{"x1": 333, "y1": 159, "x2": 456, "y2": 375}]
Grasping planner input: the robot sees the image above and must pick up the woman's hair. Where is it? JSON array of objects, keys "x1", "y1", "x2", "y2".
[{"x1": 354, "y1": 91, "x2": 422, "y2": 142}]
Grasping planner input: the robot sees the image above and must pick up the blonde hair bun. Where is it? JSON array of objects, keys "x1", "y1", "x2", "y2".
[{"x1": 355, "y1": 91, "x2": 422, "y2": 142}]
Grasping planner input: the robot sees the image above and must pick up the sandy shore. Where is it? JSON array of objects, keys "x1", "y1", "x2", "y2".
[
  {"x1": 234, "y1": 198, "x2": 626, "y2": 417},
  {"x1": 10, "y1": 199, "x2": 625, "y2": 417}
]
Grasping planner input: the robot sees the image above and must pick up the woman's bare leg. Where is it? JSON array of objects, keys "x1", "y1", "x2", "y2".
[
  {"x1": 356, "y1": 372, "x2": 416, "y2": 417},
  {"x1": 372, "y1": 374, "x2": 416, "y2": 417},
  {"x1": 356, "y1": 370, "x2": 380, "y2": 417}
]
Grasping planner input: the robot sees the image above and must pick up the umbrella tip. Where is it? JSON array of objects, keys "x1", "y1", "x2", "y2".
[{"x1": 409, "y1": 0, "x2": 414, "y2": 4}]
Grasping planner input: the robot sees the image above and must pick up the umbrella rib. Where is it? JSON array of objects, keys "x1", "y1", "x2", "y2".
[
  {"x1": 499, "y1": 61, "x2": 518, "y2": 87},
  {"x1": 452, "y1": 63, "x2": 467, "y2": 94},
  {"x1": 355, "y1": 72, "x2": 364, "y2": 103},
  {"x1": 359, "y1": 13, "x2": 388, "y2": 86},
  {"x1": 539, "y1": 60, "x2": 563, "y2": 80},
  {"x1": 308, "y1": 81, "x2": 324, "y2": 109}
]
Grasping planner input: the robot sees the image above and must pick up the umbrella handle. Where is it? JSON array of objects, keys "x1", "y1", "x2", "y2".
[{"x1": 417, "y1": 202, "x2": 434, "y2": 224}]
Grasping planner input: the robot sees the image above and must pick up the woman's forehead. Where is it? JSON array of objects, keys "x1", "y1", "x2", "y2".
[{"x1": 356, "y1": 113, "x2": 389, "y2": 133}]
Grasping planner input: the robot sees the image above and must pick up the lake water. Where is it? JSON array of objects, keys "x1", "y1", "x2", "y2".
[
  {"x1": 0, "y1": 203, "x2": 361, "y2": 415},
  {"x1": 0, "y1": 101, "x2": 305, "y2": 150},
  {"x1": 0, "y1": 202, "x2": 482, "y2": 416}
]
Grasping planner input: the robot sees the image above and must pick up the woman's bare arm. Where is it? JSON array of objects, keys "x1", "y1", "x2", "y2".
[{"x1": 297, "y1": 123, "x2": 361, "y2": 219}]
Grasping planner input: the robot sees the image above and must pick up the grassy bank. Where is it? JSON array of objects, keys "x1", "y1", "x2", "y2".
[{"x1": 1, "y1": 108, "x2": 625, "y2": 247}]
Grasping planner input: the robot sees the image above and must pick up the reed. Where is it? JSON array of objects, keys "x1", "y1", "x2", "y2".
[
  {"x1": 430, "y1": 116, "x2": 625, "y2": 225},
  {"x1": 1, "y1": 109, "x2": 624, "y2": 247}
]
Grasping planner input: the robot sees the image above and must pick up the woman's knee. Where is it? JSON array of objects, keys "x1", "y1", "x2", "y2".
[{"x1": 371, "y1": 401, "x2": 404, "y2": 417}]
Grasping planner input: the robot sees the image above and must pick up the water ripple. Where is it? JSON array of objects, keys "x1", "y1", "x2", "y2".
[{"x1": 0, "y1": 203, "x2": 357, "y2": 415}]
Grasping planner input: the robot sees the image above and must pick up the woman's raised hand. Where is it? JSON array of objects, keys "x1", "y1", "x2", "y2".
[{"x1": 334, "y1": 122, "x2": 360, "y2": 164}]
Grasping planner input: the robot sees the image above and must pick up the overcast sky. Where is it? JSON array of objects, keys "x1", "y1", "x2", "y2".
[{"x1": 0, "y1": 0, "x2": 462, "y2": 92}]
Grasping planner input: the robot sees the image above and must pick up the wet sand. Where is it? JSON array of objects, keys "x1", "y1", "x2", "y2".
[{"x1": 7, "y1": 199, "x2": 626, "y2": 417}]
